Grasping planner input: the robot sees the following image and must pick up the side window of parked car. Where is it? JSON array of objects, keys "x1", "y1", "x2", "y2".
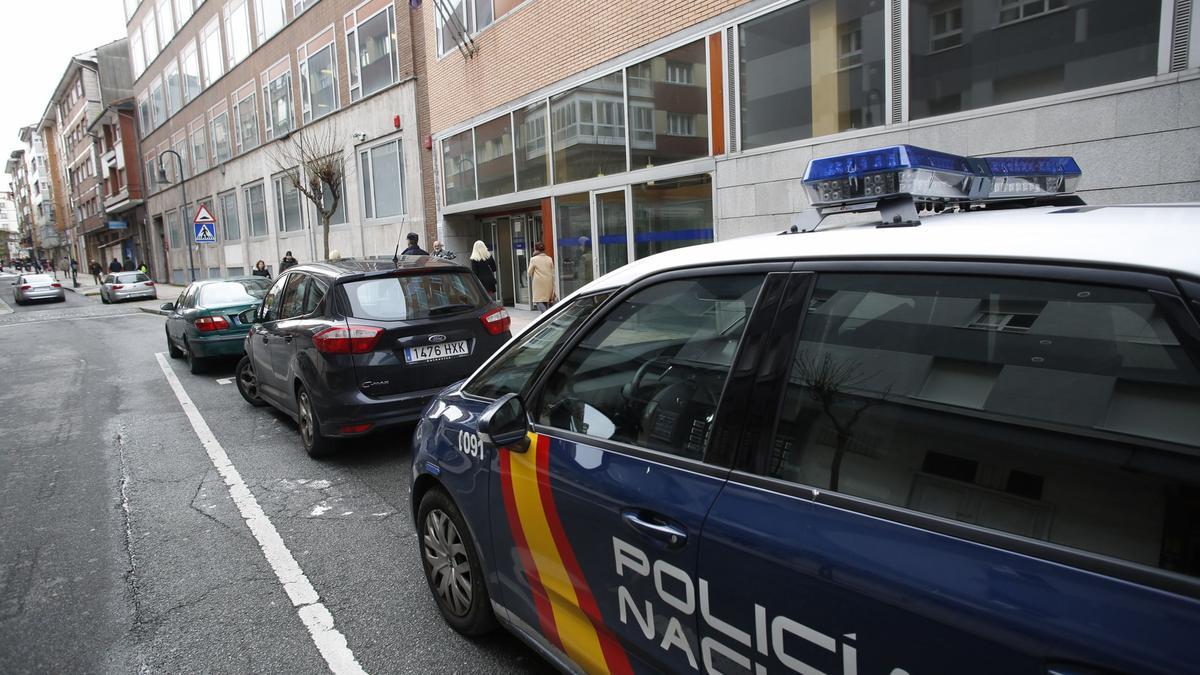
[
  {"x1": 749, "y1": 272, "x2": 1200, "y2": 578},
  {"x1": 303, "y1": 278, "x2": 327, "y2": 316},
  {"x1": 535, "y1": 274, "x2": 765, "y2": 459},
  {"x1": 463, "y1": 293, "x2": 611, "y2": 401},
  {"x1": 279, "y1": 274, "x2": 311, "y2": 320},
  {"x1": 260, "y1": 274, "x2": 289, "y2": 322},
  {"x1": 180, "y1": 286, "x2": 198, "y2": 309}
]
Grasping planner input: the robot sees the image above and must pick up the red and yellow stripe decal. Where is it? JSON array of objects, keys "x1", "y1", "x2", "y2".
[{"x1": 498, "y1": 433, "x2": 633, "y2": 675}]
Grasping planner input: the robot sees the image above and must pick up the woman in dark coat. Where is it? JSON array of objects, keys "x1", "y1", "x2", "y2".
[
  {"x1": 252, "y1": 260, "x2": 271, "y2": 278},
  {"x1": 469, "y1": 240, "x2": 498, "y2": 299}
]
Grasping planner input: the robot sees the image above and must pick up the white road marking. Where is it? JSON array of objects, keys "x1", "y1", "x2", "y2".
[
  {"x1": 216, "y1": 377, "x2": 234, "y2": 385},
  {"x1": 154, "y1": 352, "x2": 367, "y2": 675},
  {"x1": 0, "y1": 311, "x2": 144, "y2": 328}
]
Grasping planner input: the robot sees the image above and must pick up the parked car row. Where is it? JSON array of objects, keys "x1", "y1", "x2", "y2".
[{"x1": 163, "y1": 257, "x2": 511, "y2": 457}]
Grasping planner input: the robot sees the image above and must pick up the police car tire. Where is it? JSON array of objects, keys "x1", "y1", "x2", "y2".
[{"x1": 417, "y1": 489, "x2": 497, "y2": 637}]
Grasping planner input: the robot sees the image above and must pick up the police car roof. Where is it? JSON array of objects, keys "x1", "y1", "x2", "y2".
[{"x1": 579, "y1": 203, "x2": 1200, "y2": 294}]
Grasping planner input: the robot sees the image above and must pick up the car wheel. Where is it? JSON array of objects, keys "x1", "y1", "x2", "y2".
[
  {"x1": 418, "y1": 489, "x2": 497, "y2": 637},
  {"x1": 235, "y1": 356, "x2": 267, "y2": 407},
  {"x1": 101, "y1": 292, "x2": 110, "y2": 304},
  {"x1": 166, "y1": 329, "x2": 183, "y2": 358},
  {"x1": 185, "y1": 339, "x2": 205, "y2": 374},
  {"x1": 296, "y1": 385, "x2": 333, "y2": 458}
]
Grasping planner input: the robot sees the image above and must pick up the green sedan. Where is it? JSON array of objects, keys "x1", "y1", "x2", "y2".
[{"x1": 163, "y1": 277, "x2": 272, "y2": 374}]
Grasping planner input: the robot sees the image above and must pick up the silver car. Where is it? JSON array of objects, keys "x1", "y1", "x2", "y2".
[
  {"x1": 100, "y1": 271, "x2": 157, "y2": 303},
  {"x1": 12, "y1": 274, "x2": 65, "y2": 304}
]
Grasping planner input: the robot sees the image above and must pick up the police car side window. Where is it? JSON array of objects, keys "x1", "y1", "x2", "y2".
[
  {"x1": 536, "y1": 274, "x2": 765, "y2": 459},
  {"x1": 463, "y1": 293, "x2": 610, "y2": 400},
  {"x1": 757, "y1": 273, "x2": 1200, "y2": 578}
]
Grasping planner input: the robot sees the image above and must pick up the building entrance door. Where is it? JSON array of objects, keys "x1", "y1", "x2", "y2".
[
  {"x1": 591, "y1": 188, "x2": 629, "y2": 277},
  {"x1": 511, "y1": 216, "x2": 530, "y2": 307}
]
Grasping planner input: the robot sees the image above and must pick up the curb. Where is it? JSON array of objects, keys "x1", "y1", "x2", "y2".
[
  {"x1": 139, "y1": 307, "x2": 170, "y2": 317},
  {"x1": 0, "y1": 297, "x2": 11, "y2": 315}
]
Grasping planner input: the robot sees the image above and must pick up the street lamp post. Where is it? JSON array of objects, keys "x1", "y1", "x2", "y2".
[{"x1": 156, "y1": 150, "x2": 195, "y2": 282}]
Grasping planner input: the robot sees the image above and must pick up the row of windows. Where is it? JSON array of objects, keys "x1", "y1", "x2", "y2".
[
  {"x1": 135, "y1": 0, "x2": 396, "y2": 145},
  {"x1": 435, "y1": 0, "x2": 525, "y2": 57},
  {"x1": 440, "y1": 0, "x2": 1163, "y2": 205},
  {"x1": 159, "y1": 137, "x2": 406, "y2": 250},
  {"x1": 78, "y1": 196, "x2": 102, "y2": 220}
]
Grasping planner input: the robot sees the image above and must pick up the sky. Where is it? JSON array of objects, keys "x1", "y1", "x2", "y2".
[{"x1": 0, "y1": 0, "x2": 128, "y2": 189}]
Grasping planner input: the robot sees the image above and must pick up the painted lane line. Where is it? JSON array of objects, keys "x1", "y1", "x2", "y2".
[
  {"x1": 154, "y1": 352, "x2": 367, "y2": 675},
  {"x1": 0, "y1": 311, "x2": 144, "y2": 328},
  {"x1": 216, "y1": 377, "x2": 233, "y2": 385}
]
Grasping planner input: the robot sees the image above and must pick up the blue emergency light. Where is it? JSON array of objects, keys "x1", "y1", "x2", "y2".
[{"x1": 801, "y1": 145, "x2": 1081, "y2": 209}]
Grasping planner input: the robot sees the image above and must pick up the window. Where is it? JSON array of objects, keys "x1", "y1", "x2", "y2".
[
  {"x1": 300, "y1": 43, "x2": 337, "y2": 123},
  {"x1": 157, "y1": 0, "x2": 175, "y2": 45},
  {"x1": 142, "y1": 13, "x2": 160, "y2": 63},
  {"x1": 909, "y1": 0, "x2": 1159, "y2": 119},
  {"x1": 219, "y1": 190, "x2": 240, "y2": 240},
  {"x1": 190, "y1": 125, "x2": 209, "y2": 174},
  {"x1": 465, "y1": 293, "x2": 610, "y2": 400},
  {"x1": 256, "y1": 0, "x2": 286, "y2": 43},
  {"x1": 165, "y1": 60, "x2": 183, "y2": 116},
  {"x1": 137, "y1": 96, "x2": 152, "y2": 138},
  {"x1": 235, "y1": 92, "x2": 259, "y2": 153},
  {"x1": 342, "y1": 272, "x2": 486, "y2": 321},
  {"x1": 273, "y1": 173, "x2": 304, "y2": 232},
  {"x1": 244, "y1": 182, "x2": 268, "y2": 236},
  {"x1": 150, "y1": 78, "x2": 166, "y2": 128},
  {"x1": 263, "y1": 72, "x2": 293, "y2": 140},
  {"x1": 666, "y1": 113, "x2": 695, "y2": 137},
  {"x1": 473, "y1": 115, "x2": 514, "y2": 198},
  {"x1": 165, "y1": 208, "x2": 180, "y2": 247},
  {"x1": 131, "y1": 30, "x2": 146, "y2": 78},
  {"x1": 436, "y1": 0, "x2": 502, "y2": 56},
  {"x1": 293, "y1": 0, "x2": 318, "y2": 14},
  {"x1": 440, "y1": 130, "x2": 475, "y2": 205},
  {"x1": 360, "y1": 139, "x2": 404, "y2": 219},
  {"x1": 173, "y1": 139, "x2": 189, "y2": 179},
  {"x1": 224, "y1": 0, "x2": 253, "y2": 68},
  {"x1": 146, "y1": 157, "x2": 158, "y2": 191},
  {"x1": 181, "y1": 41, "x2": 201, "y2": 102},
  {"x1": 198, "y1": 279, "x2": 270, "y2": 307},
  {"x1": 665, "y1": 61, "x2": 693, "y2": 84},
  {"x1": 318, "y1": 177, "x2": 346, "y2": 225},
  {"x1": 174, "y1": 0, "x2": 193, "y2": 28},
  {"x1": 279, "y1": 273, "x2": 313, "y2": 320},
  {"x1": 536, "y1": 275, "x2": 765, "y2": 458},
  {"x1": 348, "y1": 6, "x2": 396, "y2": 100},
  {"x1": 210, "y1": 111, "x2": 232, "y2": 163},
  {"x1": 631, "y1": 174, "x2": 713, "y2": 260},
  {"x1": 513, "y1": 101, "x2": 548, "y2": 191},
  {"x1": 739, "y1": 1, "x2": 885, "y2": 149},
  {"x1": 757, "y1": 273, "x2": 1200, "y2": 578},
  {"x1": 200, "y1": 18, "x2": 223, "y2": 88},
  {"x1": 551, "y1": 72, "x2": 626, "y2": 183}
]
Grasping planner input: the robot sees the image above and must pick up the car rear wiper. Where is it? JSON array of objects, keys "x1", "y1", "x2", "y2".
[{"x1": 427, "y1": 304, "x2": 476, "y2": 316}]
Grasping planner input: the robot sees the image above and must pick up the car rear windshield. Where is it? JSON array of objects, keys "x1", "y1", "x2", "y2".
[
  {"x1": 198, "y1": 279, "x2": 271, "y2": 307},
  {"x1": 24, "y1": 275, "x2": 54, "y2": 284},
  {"x1": 117, "y1": 273, "x2": 150, "y2": 283},
  {"x1": 343, "y1": 272, "x2": 485, "y2": 321}
]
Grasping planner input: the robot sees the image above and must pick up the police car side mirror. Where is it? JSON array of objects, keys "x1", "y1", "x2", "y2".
[{"x1": 478, "y1": 393, "x2": 531, "y2": 453}]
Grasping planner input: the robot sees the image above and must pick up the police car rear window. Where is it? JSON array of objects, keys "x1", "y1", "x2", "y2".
[{"x1": 343, "y1": 272, "x2": 485, "y2": 321}]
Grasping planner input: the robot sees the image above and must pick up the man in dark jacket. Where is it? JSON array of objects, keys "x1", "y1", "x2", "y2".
[
  {"x1": 280, "y1": 251, "x2": 298, "y2": 272},
  {"x1": 109, "y1": 258, "x2": 123, "y2": 273},
  {"x1": 401, "y1": 233, "x2": 428, "y2": 256}
]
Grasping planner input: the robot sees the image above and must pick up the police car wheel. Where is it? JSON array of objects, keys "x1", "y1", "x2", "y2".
[{"x1": 418, "y1": 489, "x2": 496, "y2": 636}]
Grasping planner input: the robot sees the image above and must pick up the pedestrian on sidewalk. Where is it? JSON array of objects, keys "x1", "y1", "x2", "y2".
[
  {"x1": 89, "y1": 261, "x2": 102, "y2": 285},
  {"x1": 528, "y1": 242, "x2": 556, "y2": 312},
  {"x1": 138, "y1": 262, "x2": 149, "y2": 275},
  {"x1": 109, "y1": 258, "x2": 122, "y2": 274},
  {"x1": 279, "y1": 251, "x2": 298, "y2": 272},
  {"x1": 431, "y1": 241, "x2": 456, "y2": 261},
  {"x1": 469, "y1": 240, "x2": 498, "y2": 299},
  {"x1": 252, "y1": 260, "x2": 271, "y2": 278},
  {"x1": 401, "y1": 232, "x2": 427, "y2": 256}
]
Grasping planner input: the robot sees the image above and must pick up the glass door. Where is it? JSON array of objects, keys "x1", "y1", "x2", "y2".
[
  {"x1": 592, "y1": 188, "x2": 629, "y2": 277},
  {"x1": 511, "y1": 215, "x2": 531, "y2": 307}
]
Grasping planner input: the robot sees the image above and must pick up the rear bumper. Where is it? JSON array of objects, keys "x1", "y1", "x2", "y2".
[
  {"x1": 190, "y1": 332, "x2": 248, "y2": 357},
  {"x1": 112, "y1": 289, "x2": 157, "y2": 301},
  {"x1": 18, "y1": 290, "x2": 65, "y2": 301},
  {"x1": 316, "y1": 385, "x2": 447, "y2": 437}
]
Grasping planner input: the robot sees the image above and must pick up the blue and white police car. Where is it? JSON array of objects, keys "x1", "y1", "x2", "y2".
[{"x1": 411, "y1": 146, "x2": 1200, "y2": 674}]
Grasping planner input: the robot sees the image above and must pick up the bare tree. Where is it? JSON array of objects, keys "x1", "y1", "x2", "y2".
[
  {"x1": 792, "y1": 351, "x2": 889, "y2": 491},
  {"x1": 267, "y1": 123, "x2": 346, "y2": 260}
]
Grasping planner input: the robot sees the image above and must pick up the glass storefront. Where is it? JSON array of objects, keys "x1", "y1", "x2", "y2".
[
  {"x1": 908, "y1": 0, "x2": 1160, "y2": 119},
  {"x1": 551, "y1": 72, "x2": 627, "y2": 183},
  {"x1": 739, "y1": 0, "x2": 886, "y2": 149},
  {"x1": 555, "y1": 193, "x2": 593, "y2": 297},
  {"x1": 632, "y1": 175, "x2": 713, "y2": 259},
  {"x1": 474, "y1": 115, "x2": 515, "y2": 199},
  {"x1": 514, "y1": 101, "x2": 549, "y2": 191},
  {"x1": 628, "y1": 39, "x2": 710, "y2": 171},
  {"x1": 443, "y1": 129, "x2": 476, "y2": 205}
]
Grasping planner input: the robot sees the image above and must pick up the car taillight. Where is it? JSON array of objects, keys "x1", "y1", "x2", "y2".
[
  {"x1": 194, "y1": 316, "x2": 230, "y2": 332},
  {"x1": 480, "y1": 307, "x2": 511, "y2": 336},
  {"x1": 110, "y1": 284, "x2": 124, "y2": 290},
  {"x1": 50, "y1": 283, "x2": 61, "y2": 288},
  {"x1": 313, "y1": 325, "x2": 383, "y2": 354},
  {"x1": 18, "y1": 284, "x2": 30, "y2": 290},
  {"x1": 144, "y1": 281, "x2": 155, "y2": 286}
]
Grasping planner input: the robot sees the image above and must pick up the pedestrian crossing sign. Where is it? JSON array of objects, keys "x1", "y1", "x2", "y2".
[{"x1": 193, "y1": 204, "x2": 217, "y2": 243}]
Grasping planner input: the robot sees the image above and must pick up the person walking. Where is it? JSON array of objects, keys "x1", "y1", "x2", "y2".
[
  {"x1": 138, "y1": 262, "x2": 149, "y2": 275},
  {"x1": 90, "y1": 261, "x2": 103, "y2": 285},
  {"x1": 469, "y1": 240, "x2": 498, "y2": 299},
  {"x1": 109, "y1": 258, "x2": 122, "y2": 274},
  {"x1": 252, "y1": 260, "x2": 271, "y2": 278},
  {"x1": 279, "y1": 251, "x2": 298, "y2": 272},
  {"x1": 401, "y1": 232, "x2": 428, "y2": 256},
  {"x1": 528, "y1": 242, "x2": 556, "y2": 311},
  {"x1": 431, "y1": 240, "x2": 456, "y2": 261}
]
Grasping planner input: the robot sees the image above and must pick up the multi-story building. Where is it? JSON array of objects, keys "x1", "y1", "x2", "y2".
[
  {"x1": 425, "y1": 0, "x2": 1200, "y2": 310},
  {"x1": 41, "y1": 42, "x2": 136, "y2": 271},
  {"x1": 125, "y1": 0, "x2": 432, "y2": 283},
  {"x1": 6, "y1": 149, "x2": 35, "y2": 260},
  {"x1": 7, "y1": 126, "x2": 60, "y2": 263},
  {"x1": 0, "y1": 190, "x2": 20, "y2": 261}
]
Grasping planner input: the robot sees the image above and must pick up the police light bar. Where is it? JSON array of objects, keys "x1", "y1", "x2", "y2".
[{"x1": 801, "y1": 145, "x2": 1081, "y2": 209}]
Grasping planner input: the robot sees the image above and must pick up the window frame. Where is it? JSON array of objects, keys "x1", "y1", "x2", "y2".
[
  {"x1": 298, "y1": 38, "x2": 339, "y2": 124},
  {"x1": 272, "y1": 171, "x2": 305, "y2": 233},
  {"x1": 262, "y1": 67, "x2": 293, "y2": 141},
  {"x1": 224, "y1": 0, "x2": 254, "y2": 69},
  {"x1": 244, "y1": 181, "x2": 269, "y2": 238},
  {"x1": 218, "y1": 189, "x2": 241, "y2": 241},
  {"x1": 731, "y1": 258, "x2": 1200, "y2": 600},
  {"x1": 199, "y1": 16, "x2": 224, "y2": 89},
  {"x1": 233, "y1": 87, "x2": 260, "y2": 153},
  {"x1": 345, "y1": 4, "x2": 397, "y2": 101},
  {"x1": 358, "y1": 137, "x2": 405, "y2": 220}
]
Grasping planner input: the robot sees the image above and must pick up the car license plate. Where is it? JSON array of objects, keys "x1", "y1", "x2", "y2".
[{"x1": 405, "y1": 340, "x2": 469, "y2": 363}]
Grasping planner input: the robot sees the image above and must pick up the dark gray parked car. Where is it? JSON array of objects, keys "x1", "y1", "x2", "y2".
[{"x1": 235, "y1": 257, "x2": 512, "y2": 457}]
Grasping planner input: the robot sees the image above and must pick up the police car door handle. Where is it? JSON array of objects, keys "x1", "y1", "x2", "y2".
[{"x1": 621, "y1": 510, "x2": 687, "y2": 549}]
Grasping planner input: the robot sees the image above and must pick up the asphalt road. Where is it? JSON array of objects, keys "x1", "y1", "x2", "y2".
[{"x1": 0, "y1": 289, "x2": 553, "y2": 674}]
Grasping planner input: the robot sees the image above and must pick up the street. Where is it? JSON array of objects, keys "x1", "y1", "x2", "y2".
[{"x1": 0, "y1": 287, "x2": 552, "y2": 674}]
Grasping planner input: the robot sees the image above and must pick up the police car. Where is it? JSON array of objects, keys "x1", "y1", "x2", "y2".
[{"x1": 410, "y1": 146, "x2": 1200, "y2": 674}]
